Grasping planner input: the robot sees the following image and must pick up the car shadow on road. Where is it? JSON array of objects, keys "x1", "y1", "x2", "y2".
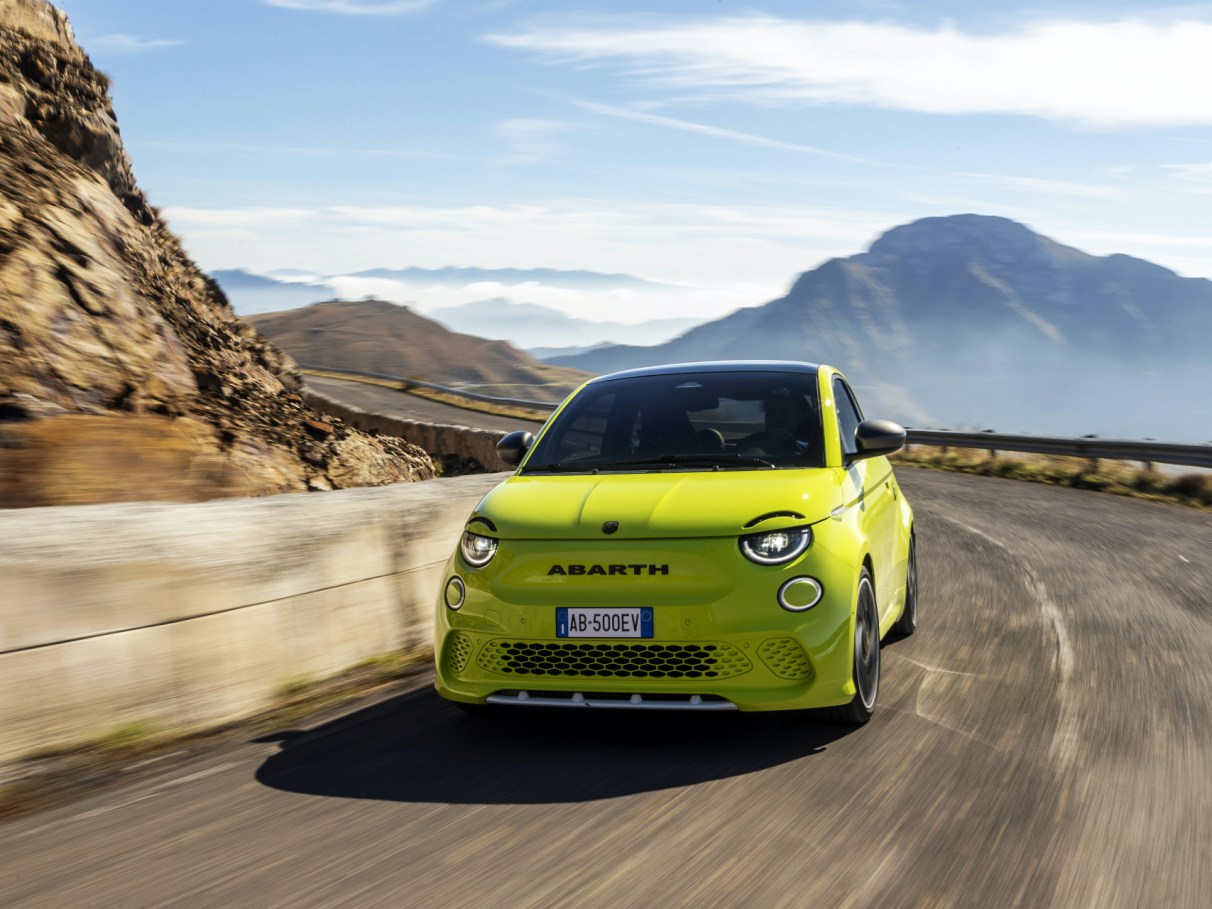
[{"x1": 255, "y1": 686, "x2": 856, "y2": 806}]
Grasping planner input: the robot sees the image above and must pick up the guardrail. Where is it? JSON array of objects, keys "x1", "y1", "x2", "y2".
[
  {"x1": 300, "y1": 364, "x2": 1212, "y2": 469},
  {"x1": 902, "y1": 430, "x2": 1212, "y2": 469}
]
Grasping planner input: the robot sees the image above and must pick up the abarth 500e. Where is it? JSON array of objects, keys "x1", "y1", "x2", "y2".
[{"x1": 434, "y1": 361, "x2": 916, "y2": 723}]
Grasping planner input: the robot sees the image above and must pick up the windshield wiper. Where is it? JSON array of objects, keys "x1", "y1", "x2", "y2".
[
  {"x1": 522, "y1": 462, "x2": 598, "y2": 474},
  {"x1": 597, "y1": 453, "x2": 777, "y2": 471}
]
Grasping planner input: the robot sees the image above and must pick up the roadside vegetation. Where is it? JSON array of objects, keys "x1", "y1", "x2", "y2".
[{"x1": 892, "y1": 446, "x2": 1212, "y2": 509}]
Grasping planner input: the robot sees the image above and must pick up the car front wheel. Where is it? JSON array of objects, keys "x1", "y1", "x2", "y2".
[{"x1": 824, "y1": 569, "x2": 880, "y2": 725}]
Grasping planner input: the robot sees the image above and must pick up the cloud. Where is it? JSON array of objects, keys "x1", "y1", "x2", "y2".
[
  {"x1": 955, "y1": 172, "x2": 1122, "y2": 198},
  {"x1": 140, "y1": 140, "x2": 470, "y2": 161},
  {"x1": 86, "y1": 33, "x2": 184, "y2": 52},
  {"x1": 163, "y1": 201, "x2": 901, "y2": 317},
  {"x1": 570, "y1": 99, "x2": 887, "y2": 164},
  {"x1": 489, "y1": 16, "x2": 1212, "y2": 127},
  {"x1": 495, "y1": 119, "x2": 574, "y2": 161},
  {"x1": 264, "y1": 0, "x2": 438, "y2": 14}
]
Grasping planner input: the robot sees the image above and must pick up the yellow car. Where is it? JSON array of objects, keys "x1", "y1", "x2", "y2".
[{"x1": 434, "y1": 361, "x2": 916, "y2": 723}]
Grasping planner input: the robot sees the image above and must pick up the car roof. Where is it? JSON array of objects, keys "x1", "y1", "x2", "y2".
[{"x1": 587, "y1": 360, "x2": 822, "y2": 386}]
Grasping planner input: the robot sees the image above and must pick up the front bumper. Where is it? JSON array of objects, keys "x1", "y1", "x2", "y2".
[{"x1": 433, "y1": 532, "x2": 866, "y2": 712}]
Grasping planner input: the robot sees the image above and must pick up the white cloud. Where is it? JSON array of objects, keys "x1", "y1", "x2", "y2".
[
  {"x1": 86, "y1": 33, "x2": 184, "y2": 52},
  {"x1": 141, "y1": 140, "x2": 467, "y2": 161},
  {"x1": 1162, "y1": 161, "x2": 1212, "y2": 178},
  {"x1": 955, "y1": 171, "x2": 1122, "y2": 198},
  {"x1": 264, "y1": 0, "x2": 438, "y2": 14},
  {"x1": 570, "y1": 99, "x2": 887, "y2": 164},
  {"x1": 495, "y1": 119, "x2": 574, "y2": 161},
  {"x1": 489, "y1": 16, "x2": 1212, "y2": 127},
  {"x1": 163, "y1": 201, "x2": 900, "y2": 318}
]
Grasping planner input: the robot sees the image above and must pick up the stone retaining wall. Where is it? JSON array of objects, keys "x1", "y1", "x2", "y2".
[
  {"x1": 303, "y1": 389, "x2": 513, "y2": 472},
  {"x1": 0, "y1": 473, "x2": 502, "y2": 764}
]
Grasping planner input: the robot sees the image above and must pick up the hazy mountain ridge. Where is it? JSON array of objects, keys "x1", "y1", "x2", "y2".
[
  {"x1": 349, "y1": 266, "x2": 667, "y2": 289},
  {"x1": 554, "y1": 216, "x2": 1212, "y2": 439},
  {"x1": 210, "y1": 268, "x2": 336, "y2": 314},
  {"x1": 429, "y1": 298, "x2": 702, "y2": 349},
  {"x1": 213, "y1": 270, "x2": 710, "y2": 348}
]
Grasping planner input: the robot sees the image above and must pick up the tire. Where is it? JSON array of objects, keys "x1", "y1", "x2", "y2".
[
  {"x1": 823, "y1": 569, "x2": 880, "y2": 725},
  {"x1": 891, "y1": 531, "x2": 918, "y2": 637}
]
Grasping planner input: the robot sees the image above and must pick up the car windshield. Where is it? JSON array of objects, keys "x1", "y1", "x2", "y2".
[{"x1": 522, "y1": 370, "x2": 824, "y2": 473}]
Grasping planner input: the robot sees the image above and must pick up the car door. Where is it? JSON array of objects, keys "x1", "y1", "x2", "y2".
[{"x1": 833, "y1": 377, "x2": 898, "y2": 619}]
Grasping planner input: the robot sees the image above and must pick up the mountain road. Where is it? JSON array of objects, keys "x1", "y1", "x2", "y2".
[
  {"x1": 304, "y1": 375, "x2": 547, "y2": 435},
  {"x1": 2, "y1": 469, "x2": 1209, "y2": 907}
]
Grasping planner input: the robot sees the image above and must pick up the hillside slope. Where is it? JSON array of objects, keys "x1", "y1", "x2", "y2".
[
  {"x1": 249, "y1": 300, "x2": 590, "y2": 402},
  {"x1": 0, "y1": 0, "x2": 432, "y2": 506}
]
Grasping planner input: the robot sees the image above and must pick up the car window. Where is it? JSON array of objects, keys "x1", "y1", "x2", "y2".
[
  {"x1": 524, "y1": 371, "x2": 824, "y2": 472},
  {"x1": 550, "y1": 392, "x2": 616, "y2": 462},
  {"x1": 833, "y1": 378, "x2": 863, "y2": 457}
]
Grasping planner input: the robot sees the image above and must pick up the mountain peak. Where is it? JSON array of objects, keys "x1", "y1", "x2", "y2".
[{"x1": 868, "y1": 214, "x2": 1047, "y2": 259}]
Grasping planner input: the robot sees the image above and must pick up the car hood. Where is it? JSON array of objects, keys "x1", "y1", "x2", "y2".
[{"x1": 472, "y1": 470, "x2": 842, "y2": 540}]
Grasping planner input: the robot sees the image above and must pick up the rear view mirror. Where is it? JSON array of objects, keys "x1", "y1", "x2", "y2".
[
  {"x1": 853, "y1": 420, "x2": 906, "y2": 460},
  {"x1": 496, "y1": 430, "x2": 534, "y2": 467}
]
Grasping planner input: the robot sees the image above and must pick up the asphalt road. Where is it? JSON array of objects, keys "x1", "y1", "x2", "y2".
[
  {"x1": 304, "y1": 375, "x2": 547, "y2": 434},
  {"x1": 3, "y1": 469, "x2": 1210, "y2": 908}
]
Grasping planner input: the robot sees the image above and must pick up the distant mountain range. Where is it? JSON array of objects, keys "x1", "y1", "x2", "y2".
[
  {"x1": 429, "y1": 299, "x2": 701, "y2": 351},
  {"x1": 551, "y1": 215, "x2": 1212, "y2": 440},
  {"x1": 211, "y1": 267, "x2": 704, "y2": 347},
  {"x1": 347, "y1": 266, "x2": 667, "y2": 289},
  {"x1": 211, "y1": 269, "x2": 335, "y2": 314},
  {"x1": 247, "y1": 300, "x2": 589, "y2": 402}
]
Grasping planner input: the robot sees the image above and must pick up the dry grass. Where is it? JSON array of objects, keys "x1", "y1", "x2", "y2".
[{"x1": 892, "y1": 446, "x2": 1212, "y2": 509}]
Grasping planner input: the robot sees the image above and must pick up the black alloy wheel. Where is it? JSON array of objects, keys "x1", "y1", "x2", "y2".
[{"x1": 824, "y1": 569, "x2": 880, "y2": 726}]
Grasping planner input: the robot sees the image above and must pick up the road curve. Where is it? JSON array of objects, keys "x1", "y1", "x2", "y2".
[
  {"x1": 2, "y1": 469, "x2": 1209, "y2": 908},
  {"x1": 304, "y1": 375, "x2": 546, "y2": 434}
]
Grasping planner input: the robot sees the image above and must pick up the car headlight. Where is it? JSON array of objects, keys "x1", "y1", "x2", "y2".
[
  {"x1": 739, "y1": 527, "x2": 812, "y2": 565},
  {"x1": 460, "y1": 531, "x2": 498, "y2": 568}
]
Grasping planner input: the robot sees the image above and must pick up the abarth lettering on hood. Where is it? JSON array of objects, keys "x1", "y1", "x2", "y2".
[{"x1": 547, "y1": 564, "x2": 670, "y2": 576}]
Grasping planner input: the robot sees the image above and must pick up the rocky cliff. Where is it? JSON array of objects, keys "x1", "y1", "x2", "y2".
[{"x1": 0, "y1": 0, "x2": 433, "y2": 507}]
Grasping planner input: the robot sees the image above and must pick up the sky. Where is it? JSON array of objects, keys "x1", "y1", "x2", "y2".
[{"x1": 53, "y1": 0, "x2": 1212, "y2": 323}]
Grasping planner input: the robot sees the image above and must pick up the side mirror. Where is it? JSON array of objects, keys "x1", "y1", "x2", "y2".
[
  {"x1": 852, "y1": 419, "x2": 906, "y2": 460},
  {"x1": 496, "y1": 430, "x2": 534, "y2": 467}
]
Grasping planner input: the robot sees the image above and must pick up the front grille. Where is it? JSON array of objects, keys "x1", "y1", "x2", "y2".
[
  {"x1": 757, "y1": 638, "x2": 813, "y2": 680},
  {"x1": 445, "y1": 632, "x2": 475, "y2": 674},
  {"x1": 478, "y1": 640, "x2": 752, "y2": 680}
]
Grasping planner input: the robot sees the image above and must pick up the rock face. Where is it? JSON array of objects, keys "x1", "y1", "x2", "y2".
[{"x1": 0, "y1": 1, "x2": 433, "y2": 507}]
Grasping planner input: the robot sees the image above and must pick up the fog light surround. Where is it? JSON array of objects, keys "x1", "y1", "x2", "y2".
[
  {"x1": 445, "y1": 576, "x2": 466, "y2": 610},
  {"x1": 777, "y1": 576, "x2": 823, "y2": 612}
]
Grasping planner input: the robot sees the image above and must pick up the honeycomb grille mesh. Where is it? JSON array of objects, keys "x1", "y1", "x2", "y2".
[
  {"x1": 478, "y1": 641, "x2": 752, "y2": 680},
  {"x1": 757, "y1": 638, "x2": 813, "y2": 680},
  {"x1": 445, "y1": 632, "x2": 475, "y2": 675}
]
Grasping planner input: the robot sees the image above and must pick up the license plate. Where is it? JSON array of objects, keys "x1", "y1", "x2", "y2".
[{"x1": 556, "y1": 607, "x2": 653, "y2": 638}]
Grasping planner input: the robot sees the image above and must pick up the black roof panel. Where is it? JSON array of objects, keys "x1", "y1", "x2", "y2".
[{"x1": 588, "y1": 360, "x2": 822, "y2": 386}]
